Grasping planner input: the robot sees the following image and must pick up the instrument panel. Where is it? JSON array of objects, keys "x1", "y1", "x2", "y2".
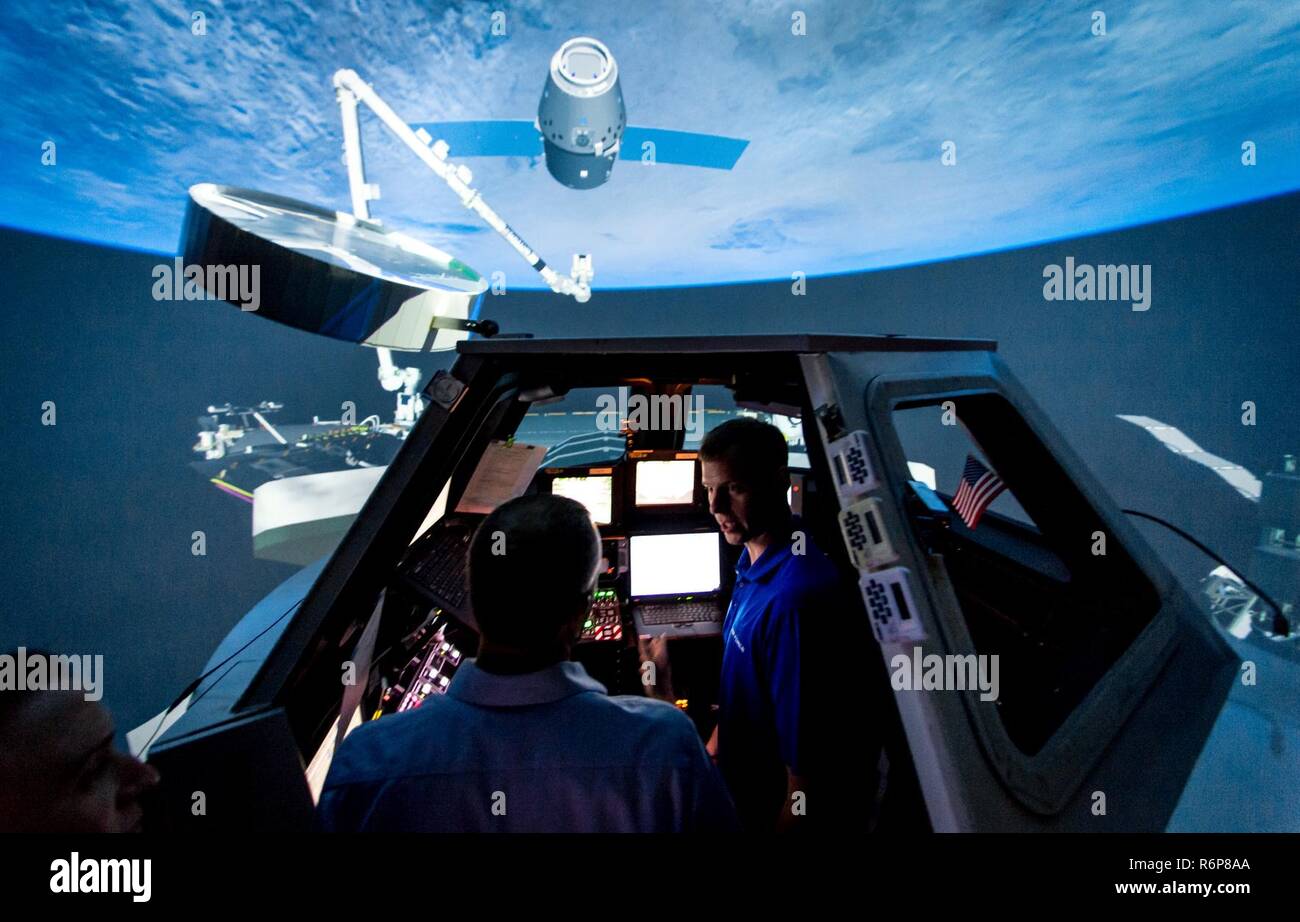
[{"x1": 385, "y1": 450, "x2": 733, "y2": 713}]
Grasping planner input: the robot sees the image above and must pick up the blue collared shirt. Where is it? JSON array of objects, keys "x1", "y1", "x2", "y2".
[
  {"x1": 717, "y1": 531, "x2": 842, "y2": 829},
  {"x1": 316, "y1": 659, "x2": 737, "y2": 832}
]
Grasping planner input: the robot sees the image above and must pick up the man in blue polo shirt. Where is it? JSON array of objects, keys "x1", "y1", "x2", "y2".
[
  {"x1": 701, "y1": 418, "x2": 849, "y2": 831},
  {"x1": 317, "y1": 494, "x2": 736, "y2": 832}
]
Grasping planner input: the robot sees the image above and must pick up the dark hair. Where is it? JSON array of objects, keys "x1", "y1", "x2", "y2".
[
  {"x1": 699, "y1": 418, "x2": 790, "y2": 484},
  {"x1": 468, "y1": 494, "x2": 601, "y2": 648}
]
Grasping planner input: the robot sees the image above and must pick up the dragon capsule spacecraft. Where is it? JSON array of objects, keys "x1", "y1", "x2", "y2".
[{"x1": 537, "y1": 37, "x2": 626, "y2": 189}]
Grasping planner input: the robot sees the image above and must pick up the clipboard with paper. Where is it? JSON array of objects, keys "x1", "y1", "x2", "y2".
[{"x1": 454, "y1": 439, "x2": 549, "y2": 514}]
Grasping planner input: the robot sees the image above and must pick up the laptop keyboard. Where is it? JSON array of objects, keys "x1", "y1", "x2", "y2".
[
  {"x1": 406, "y1": 523, "x2": 473, "y2": 616},
  {"x1": 636, "y1": 601, "x2": 722, "y2": 625}
]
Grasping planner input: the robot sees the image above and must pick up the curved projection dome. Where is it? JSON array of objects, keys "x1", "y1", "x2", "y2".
[{"x1": 2, "y1": 0, "x2": 1298, "y2": 288}]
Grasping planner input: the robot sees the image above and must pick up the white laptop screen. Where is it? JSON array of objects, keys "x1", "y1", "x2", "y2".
[{"x1": 629, "y1": 532, "x2": 721, "y2": 597}]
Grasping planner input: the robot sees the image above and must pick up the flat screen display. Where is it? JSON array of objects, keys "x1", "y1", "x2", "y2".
[
  {"x1": 629, "y1": 532, "x2": 720, "y2": 597},
  {"x1": 551, "y1": 475, "x2": 613, "y2": 525},
  {"x1": 634, "y1": 459, "x2": 696, "y2": 506}
]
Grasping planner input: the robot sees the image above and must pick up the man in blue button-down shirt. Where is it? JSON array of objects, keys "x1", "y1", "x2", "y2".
[{"x1": 316, "y1": 493, "x2": 736, "y2": 833}]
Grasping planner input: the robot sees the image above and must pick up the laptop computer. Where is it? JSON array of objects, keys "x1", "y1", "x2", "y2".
[{"x1": 629, "y1": 532, "x2": 725, "y2": 638}]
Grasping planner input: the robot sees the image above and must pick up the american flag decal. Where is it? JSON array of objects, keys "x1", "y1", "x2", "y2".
[{"x1": 952, "y1": 455, "x2": 1006, "y2": 529}]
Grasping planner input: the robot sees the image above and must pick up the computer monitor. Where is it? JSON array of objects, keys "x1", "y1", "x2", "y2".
[
  {"x1": 634, "y1": 459, "x2": 696, "y2": 506},
  {"x1": 551, "y1": 475, "x2": 613, "y2": 525},
  {"x1": 629, "y1": 532, "x2": 721, "y2": 598}
]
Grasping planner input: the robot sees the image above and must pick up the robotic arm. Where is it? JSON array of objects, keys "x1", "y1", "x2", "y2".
[
  {"x1": 333, "y1": 68, "x2": 594, "y2": 303},
  {"x1": 376, "y1": 347, "x2": 426, "y2": 428}
]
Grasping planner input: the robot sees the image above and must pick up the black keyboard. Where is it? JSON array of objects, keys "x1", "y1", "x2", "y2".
[
  {"x1": 405, "y1": 523, "x2": 473, "y2": 616},
  {"x1": 636, "y1": 600, "x2": 722, "y2": 625}
]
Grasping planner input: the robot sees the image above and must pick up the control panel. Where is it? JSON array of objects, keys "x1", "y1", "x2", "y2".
[
  {"x1": 581, "y1": 588, "x2": 623, "y2": 642},
  {"x1": 377, "y1": 616, "x2": 468, "y2": 715}
]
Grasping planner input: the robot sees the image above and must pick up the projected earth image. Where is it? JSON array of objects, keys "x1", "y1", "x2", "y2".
[{"x1": 1, "y1": 0, "x2": 1297, "y2": 288}]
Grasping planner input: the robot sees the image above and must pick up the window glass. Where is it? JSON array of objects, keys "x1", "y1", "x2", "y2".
[{"x1": 892, "y1": 393, "x2": 1160, "y2": 755}]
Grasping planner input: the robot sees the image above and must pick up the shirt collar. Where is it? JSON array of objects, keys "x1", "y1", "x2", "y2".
[
  {"x1": 446, "y1": 659, "x2": 607, "y2": 707},
  {"x1": 735, "y1": 534, "x2": 794, "y2": 585}
]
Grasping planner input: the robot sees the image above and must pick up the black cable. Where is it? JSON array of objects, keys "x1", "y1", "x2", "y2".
[{"x1": 1122, "y1": 508, "x2": 1290, "y2": 637}]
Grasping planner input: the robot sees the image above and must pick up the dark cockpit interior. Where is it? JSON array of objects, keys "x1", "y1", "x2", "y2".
[
  {"x1": 144, "y1": 334, "x2": 1223, "y2": 834},
  {"x1": 282, "y1": 352, "x2": 911, "y2": 825}
]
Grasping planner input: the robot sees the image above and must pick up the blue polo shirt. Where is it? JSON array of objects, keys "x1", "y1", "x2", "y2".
[
  {"x1": 717, "y1": 530, "x2": 843, "y2": 829},
  {"x1": 316, "y1": 659, "x2": 738, "y2": 832}
]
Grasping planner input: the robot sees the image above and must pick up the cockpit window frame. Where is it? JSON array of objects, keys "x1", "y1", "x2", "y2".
[{"x1": 865, "y1": 370, "x2": 1180, "y2": 815}]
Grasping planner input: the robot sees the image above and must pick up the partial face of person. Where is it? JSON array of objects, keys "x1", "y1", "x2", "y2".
[
  {"x1": 701, "y1": 456, "x2": 787, "y2": 546},
  {"x1": 0, "y1": 691, "x2": 160, "y2": 832}
]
